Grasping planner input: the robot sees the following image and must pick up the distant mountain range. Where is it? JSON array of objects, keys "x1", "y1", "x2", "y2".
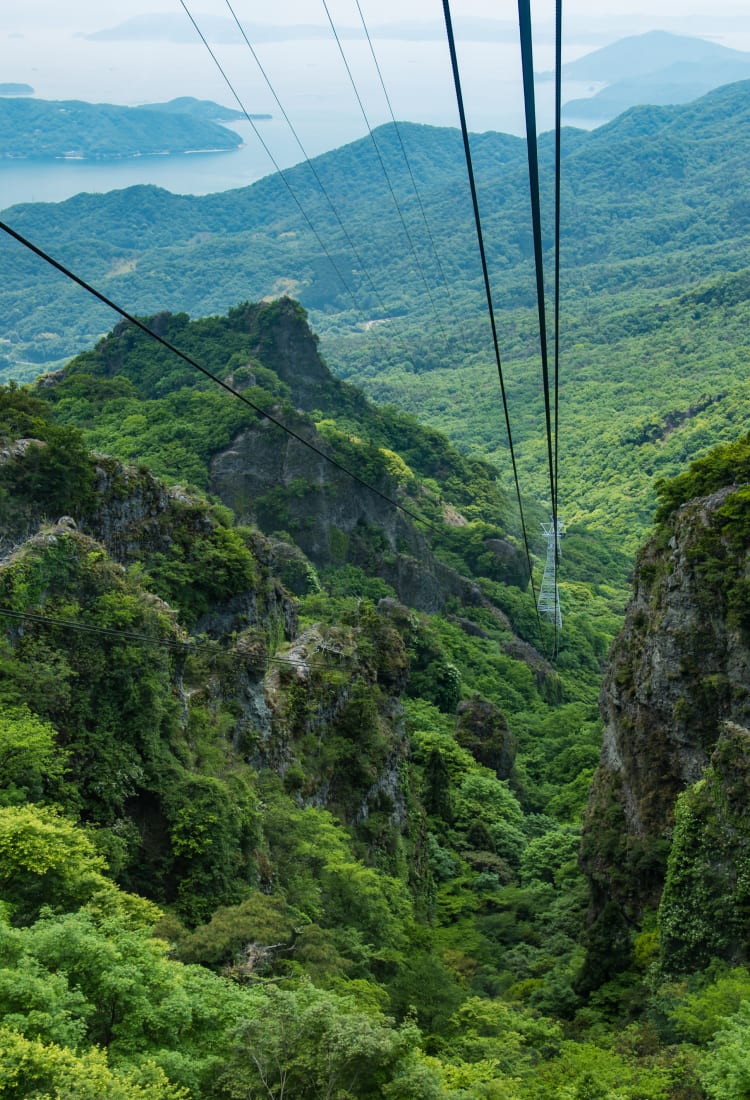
[
  {"x1": 558, "y1": 31, "x2": 750, "y2": 122},
  {"x1": 5, "y1": 78, "x2": 750, "y2": 365},
  {"x1": 80, "y1": 13, "x2": 357, "y2": 44},
  {"x1": 81, "y1": 13, "x2": 528, "y2": 45},
  {"x1": 0, "y1": 97, "x2": 261, "y2": 162}
]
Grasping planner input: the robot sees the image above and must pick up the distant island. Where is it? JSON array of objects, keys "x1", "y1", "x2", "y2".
[
  {"x1": 136, "y1": 97, "x2": 257, "y2": 123},
  {"x1": 0, "y1": 96, "x2": 270, "y2": 161},
  {"x1": 79, "y1": 13, "x2": 359, "y2": 44},
  {"x1": 0, "y1": 83, "x2": 33, "y2": 96}
]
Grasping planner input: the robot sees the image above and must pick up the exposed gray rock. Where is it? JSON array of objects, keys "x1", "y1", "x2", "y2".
[
  {"x1": 210, "y1": 418, "x2": 500, "y2": 615},
  {"x1": 581, "y1": 482, "x2": 750, "y2": 952}
]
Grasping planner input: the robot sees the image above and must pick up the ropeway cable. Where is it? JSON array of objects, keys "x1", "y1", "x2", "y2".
[
  {"x1": 177, "y1": 0, "x2": 400, "y2": 363},
  {"x1": 0, "y1": 606, "x2": 344, "y2": 670},
  {"x1": 517, "y1": 0, "x2": 564, "y2": 652},
  {"x1": 321, "y1": 0, "x2": 451, "y2": 347},
  {"x1": 440, "y1": 0, "x2": 541, "y2": 630},
  {"x1": 352, "y1": 0, "x2": 469, "y2": 346},
  {"x1": 553, "y1": 0, "x2": 563, "y2": 656},
  {"x1": 554, "y1": 0, "x2": 562, "y2": 524},
  {"x1": 517, "y1": 0, "x2": 557, "y2": 530},
  {"x1": 220, "y1": 0, "x2": 417, "y2": 363}
]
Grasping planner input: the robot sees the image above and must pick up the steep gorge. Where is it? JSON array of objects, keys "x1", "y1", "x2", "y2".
[{"x1": 5, "y1": 301, "x2": 750, "y2": 1094}]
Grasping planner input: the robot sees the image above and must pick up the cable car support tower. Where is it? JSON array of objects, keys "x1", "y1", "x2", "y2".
[{"x1": 538, "y1": 520, "x2": 563, "y2": 629}]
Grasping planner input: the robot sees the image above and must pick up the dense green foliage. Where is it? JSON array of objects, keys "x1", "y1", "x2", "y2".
[
  {"x1": 0, "y1": 271, "x2": 748, "y2": 1098},
  {"x1": 0, "y1": 383, "x2": 95, "y2": 521},
  {"x1": 2, "y1": 53, "x2": 750, "y2": 1100},
  {"x1": 658, "y1": 725, "x2": 750, "y2": 975},
  {"x1": 34, "y1": 302, "x2": 539, "y2": 623},
  {"x1": 655, "y1": 432, "x2": 750, "y2": 521},
  {"x1": 0, "y1": 65, "x2": 748, "y2": 1100}
]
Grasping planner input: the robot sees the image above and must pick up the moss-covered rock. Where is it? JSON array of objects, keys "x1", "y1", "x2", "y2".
[
  {"x1": 658, "y1": 721, "x2": 750, "y2": 975},
  {"x1": 454, "y1": 694, "x2": 516, "y2": 778},
  {"x1": 581, "y1": 461, "x2": 750, "y2": 987}
]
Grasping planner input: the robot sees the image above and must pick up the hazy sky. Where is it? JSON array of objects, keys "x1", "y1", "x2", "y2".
[
  {"x1": 9, "y1": 0, "x2": 749, "y2": 17},
  {"x1": 5, "y1": 0, "x2": 750, "y2": 36}
]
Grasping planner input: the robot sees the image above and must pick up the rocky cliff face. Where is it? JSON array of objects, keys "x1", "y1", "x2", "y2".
[
  {"x1": 580, "y1": 478, "x2": 750, "y2": 982},
  {"x1": 0, "y1": 299, "x2": 554, "y2": 913},
  {"x1": 243, "y1": 297, "x2": 335, "y2": 410},
  {"x1": 0, "y1": 449, "x2": 419, "y2": 906},
  {"x1": 0, "y1": 444, "x2": 300, "y2": 643},
  {"x1": 209, "y1": 418, "x2": 491, "y2": 615},
  {"x1": 17, "y1": 296, "x2": 535, "y2": 661}
]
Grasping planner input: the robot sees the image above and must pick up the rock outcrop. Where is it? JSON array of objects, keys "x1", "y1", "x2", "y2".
[
  {"x1": 580, "y1": 475, "x2": 750, "y2": 983},
  {"x1": 209, "y1": 418, "x2": 521, "y2": 616}
]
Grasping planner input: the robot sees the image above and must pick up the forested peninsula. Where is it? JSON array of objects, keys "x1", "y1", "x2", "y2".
[{"x1": 0, "y1": 97, "x2": 247, "y2": 161}]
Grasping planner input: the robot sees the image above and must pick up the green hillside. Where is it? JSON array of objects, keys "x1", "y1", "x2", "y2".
[
  {"x1": 0, "y1": 310, "x2": 606, "y2": 1096},
  {"x1": 0, "y1": 53, "x2": 749, "y2": 1098},
  {"x1": 2, "y1": 295, "x2": 749, "y2": 1095},
  {"x1": 2, "y1": 81, "x2": 750, "y2": 554}
]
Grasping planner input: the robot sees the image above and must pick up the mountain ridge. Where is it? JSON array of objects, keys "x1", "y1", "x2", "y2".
[
  {"x1": 558, "y1": 31, "x2": 750, "y2": 122},
  {"x1": 560, "y1": 30, "x2": 750, "y2": 81}
]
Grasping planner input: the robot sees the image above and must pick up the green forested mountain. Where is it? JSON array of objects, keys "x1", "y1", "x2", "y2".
[
  {"x1": 2, "y1": 80, "x2": 750, "y2": 554},
  {"x1": 1, "y1": 294, "x2": 749, "y2": 1096}
]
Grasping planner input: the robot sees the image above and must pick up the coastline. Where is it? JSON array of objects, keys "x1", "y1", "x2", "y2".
[{"x1": 1, "y1": 145, "x2": 246, "y2": 162}]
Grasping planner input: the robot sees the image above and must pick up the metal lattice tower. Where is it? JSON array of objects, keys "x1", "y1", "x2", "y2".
[{"x1": 538, "y1": 520, "x2": 563, "y2": 628}]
